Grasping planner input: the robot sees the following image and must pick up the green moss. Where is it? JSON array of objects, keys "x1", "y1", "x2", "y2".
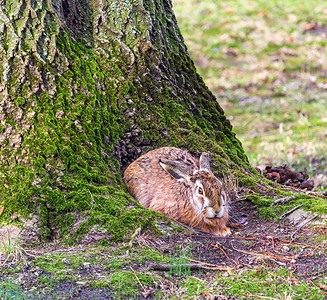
[
  {"x1": 185, "y1": 277, "x2": 206, "y2": 296},
  {"x1": 14, "y1": 97, "x2": 26, "y2": 106},
  {"x1": 0, "y1": 0, "x2": 260, "y2": 243},
  {"x1": 109, "y1": 270, "x2": 154, "y2": 296},
  {"x1": 249, "y1": 195, "x2": 273, "y2": 207}
]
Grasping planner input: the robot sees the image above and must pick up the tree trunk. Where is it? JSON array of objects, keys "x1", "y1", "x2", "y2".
[{"x1": 0, "y1": 0, "x2": 249, "y2": 241}]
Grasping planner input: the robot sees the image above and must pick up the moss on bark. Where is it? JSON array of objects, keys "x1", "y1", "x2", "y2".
[{"x1": 0, "y1": 0, "x2": 250, "y2": 242}]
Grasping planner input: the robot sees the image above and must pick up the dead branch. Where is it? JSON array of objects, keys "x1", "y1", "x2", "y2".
[
  {"x1": 271, "y1": 196, "x2": 295, "y2": 206},
  {"x1": 148, "y1": 262, "x2": 230, "y2": 271},
  {"x1": 279, "y1": 204, "x2": 304, "y2": 220},
  {"x1": 290, "y1": 213, "x2": 319, "y2": 240},
  {"x1": 170, "y1": 218, "x2": 195, "y2": 233}
]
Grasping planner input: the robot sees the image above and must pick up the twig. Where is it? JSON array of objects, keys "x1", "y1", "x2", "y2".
[
  {"x1": 306, "y1": 277, "x2": 327, "y2": 295},
  {"x1": 194, "y1": 234, "x2": 255, "y2": 241},
  {"x1": 186, "y1": 258, "x2": 220, "y2": 267},
  {"x1": 253, "y1": 250, "x2": 293, "y2": 262},
  {"x1": 231, "y1": 243, "x2": 266, "y2": 257},
  {"x1": 256, "y1": 233, "x2": 322, "y2": 249},
  {"x1": 130, "y1": 266, "x2": 145, "y2": 292},
  {"x1": 144, "y1": 237, "x2": 163, "y2": 257},
  {"x1": 279, "y1": 204, "x2": 304, "y2": 220},
  {"x1": 302, "y1": 245, "x2": 320, "y2": 257},
  {"x1": 148, "y1": 262, "x2": 230, "y2": 271},
  {"x1": 290, "y1": 213, "x2": 319, "y2": 240},
  {"x1": 210, "y1": 244, "x2": 239, "y2": 265},
  {"x1": 236, "y1": 195, "x2": 253, "y2": 202},
  {"x1": 170, "y1": 218, "x2": 195, "y2": 233},
  {"x1": 186, "y1": 257, "x2": 232, "y2": 269},
  {"x1": 271, "y1": 196, "x2": 295, "y2": 206},
  {"x1": 230, "y1": 243, "x2": 290, "y2": 266},
  {"x1": 301, "y1": 268, "x2": 327, "y2": 279},
  {"x1": 19, "y1": 247, "x2": 36, "y2": 258}
]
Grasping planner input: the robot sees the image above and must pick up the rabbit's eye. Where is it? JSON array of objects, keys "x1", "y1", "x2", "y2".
[{"x1": 198, "y1": 187, "x2": 203, "y2": 195}]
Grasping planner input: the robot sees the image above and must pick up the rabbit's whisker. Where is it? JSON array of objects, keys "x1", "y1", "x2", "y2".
[{"x1": 189, "y1": 210, "x2": 203, "y2": 228}]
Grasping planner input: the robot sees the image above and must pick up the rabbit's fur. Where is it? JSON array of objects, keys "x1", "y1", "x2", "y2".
[{"x1": 123, "y1": 147, "x2": 230, "y2": 236}]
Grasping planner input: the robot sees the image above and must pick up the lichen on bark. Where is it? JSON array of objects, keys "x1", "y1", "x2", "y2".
[{"x1": 0, "y1": 0, "x2": 250, "y2": 242}]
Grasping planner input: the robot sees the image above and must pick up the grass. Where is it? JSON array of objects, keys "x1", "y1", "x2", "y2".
[
  {"x1": 0, "y1": 241, "x2": 326, "y2": 299},
  {"x1": 210, "y1": 268, "x2": 325, "y2": 300},
  {"x1": 1, "y1": 1, "x2": 327, "y2": 299},
  {"x1": 166, "y1": 0, "x2": 327, "y2": 298},
  {"x1": 0, "y1": 279, "x2": 26, "y2": 300},
  {"x1": 0, "y1": 231, "x2": 27, "y2": 267},
  {"x1": 173, "y1": 0, "x2": 327, "y2": 189}
]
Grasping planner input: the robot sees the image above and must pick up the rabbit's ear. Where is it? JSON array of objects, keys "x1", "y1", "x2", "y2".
[
  {"x1": 199, "y1": 152, "x2": 211, "y2": 172},
  {"x1": 159, "y1": 159, "x2": 192, "y2": 185}
]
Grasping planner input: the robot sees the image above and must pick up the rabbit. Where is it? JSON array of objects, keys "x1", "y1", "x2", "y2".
[{"x1": 123, "y1": 147, "x2": 230, "y2": 236}]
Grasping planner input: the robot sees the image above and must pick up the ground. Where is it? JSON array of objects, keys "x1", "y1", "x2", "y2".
[
  {"x1": 1, "y1": 0, "x2": 327, "y2": 299},
  {"x1": 1, "y1": 195, "x2": 327, "y2": 299},
  {"x1": 173, "y1": 0, "x2": 327, "y2": 187}
]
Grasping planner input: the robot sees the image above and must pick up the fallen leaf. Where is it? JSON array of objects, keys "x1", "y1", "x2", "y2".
[
  {"x1": 305, "y1": 22, "x2": 317, "y2": 31},
  {"x1": 223, "y1": 48, "x2": 238, "y2": 57},
  {"x1": 0, "y1": 206, "x2": 4, "y2": 217},
  {"x1": 258, "y1": 10, "x2": 267, "y2": 16}
]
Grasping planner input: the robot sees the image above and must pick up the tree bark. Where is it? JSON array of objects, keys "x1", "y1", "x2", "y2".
[{"x1": 0, "y1": 0, "x2": 249, "y2": 241}]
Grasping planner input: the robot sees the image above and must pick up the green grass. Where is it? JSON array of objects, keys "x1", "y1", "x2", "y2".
[
  {"x1": 169, "y1": 2, "x2": 327, "y2": 297},
  {"x1": 1, "y1": 1, "x2": 327, "y2": 299},
  {"x1": 0, "y1": 279, "x2": 26, "y2": 300},
  {"x1": 1, "y1": 242, "x2": 327, "y2": 299},
  {"x1": 211, "y1": 268, "x2": 325, "y2": 299},
  {"x1": 173, "y1": 0, "x2": 327, "y2": 189}
]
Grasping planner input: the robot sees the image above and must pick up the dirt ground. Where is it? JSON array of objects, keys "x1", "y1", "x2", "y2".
[
  {"x1": 1, "y1": 195, "x2": 326, "y2": 299},
  {"x1": 160, "y1": 199, "x2": 327, "y2": 277}
]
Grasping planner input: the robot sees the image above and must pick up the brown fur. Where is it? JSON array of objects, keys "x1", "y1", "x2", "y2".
[{"x1": 123, "y1": 147, "x2": 230, "y2": 236}]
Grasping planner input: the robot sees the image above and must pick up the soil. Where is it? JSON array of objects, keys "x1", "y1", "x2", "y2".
[
  {"x1": 161, "y1": 199, "x2": 327, "y2": 276},
  {"x1": 1, "y1": 198, "x2": 326, "y2": 299}
]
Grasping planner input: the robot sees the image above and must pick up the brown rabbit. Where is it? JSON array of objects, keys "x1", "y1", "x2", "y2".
[{"x1": 123, "y1": 147, "x2": 230, "y2": 236}]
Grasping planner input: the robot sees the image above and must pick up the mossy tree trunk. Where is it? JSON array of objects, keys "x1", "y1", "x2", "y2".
[{"x1": 0, "y1": 0, "x2": 249, "y2": 241}]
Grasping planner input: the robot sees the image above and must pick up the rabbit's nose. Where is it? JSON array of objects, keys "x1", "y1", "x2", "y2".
[{"x1": 214, "y1": 207, "x2": 225, "y2": 218}]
